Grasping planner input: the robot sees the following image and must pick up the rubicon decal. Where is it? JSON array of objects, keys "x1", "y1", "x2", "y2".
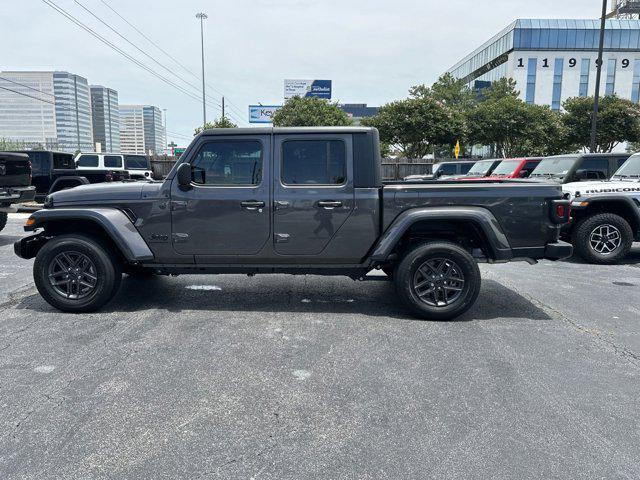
[{"x1": 585, "y1": 187, "x2": 640, "y2": 194}]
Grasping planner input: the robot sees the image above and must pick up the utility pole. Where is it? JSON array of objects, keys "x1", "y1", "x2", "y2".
[
  {"x1": 222, "y1": 96, "x2": 225, "y2": 120},
  {"x1": 590, "y1": 0, "x2": 608, "y2": 153},
  {"x1": 196, "y1": 12, "x2": 208, "y2": 128}
]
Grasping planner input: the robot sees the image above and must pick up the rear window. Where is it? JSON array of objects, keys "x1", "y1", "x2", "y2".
[
  {"x1": 460, "y1": 163, "x2": 473, "y2": 174},
  {"x1": 76, "y1": 155, "x2": 99, "y2": 167},
  {"x1": 124, "y1": 155, "x2": 150, "y2": 170},
  {"x1": 104, "y1": 155, "x2": 122, "y2": 168},
  {"x1": 437, "y1": 163, "x2": 458, "y2": 175},
  {"x1": 53, "y1": 153, "x2": 74, "y2": 169}
]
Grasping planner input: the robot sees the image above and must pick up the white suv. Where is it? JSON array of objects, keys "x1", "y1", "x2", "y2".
[
  {"x1": 75, "y1": 153, "x2": 126, "y2": 172},
  {"x1": 123, "y1": 154, "x2": 154, "y2": 180}
]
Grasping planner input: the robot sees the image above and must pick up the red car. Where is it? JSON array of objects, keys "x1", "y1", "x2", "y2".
[{"x1": 456, "y1": 157, "x2": 542, "y2": 181}]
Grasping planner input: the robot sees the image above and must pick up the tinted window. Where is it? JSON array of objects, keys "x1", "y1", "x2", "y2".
[
  {"x1": 282, "y1": 140, "x2": 346, "y2": 185},
  {"x1": 191, "y1": 141, "x2": 262, "y2": 185},
  {"x1": 577, "y1": 157, "x2": 608, "y2": 180},
  {"x1": 460, "y1": 163, "x2": 473, "y2": 174},
  {"x1": 53, "y1": 153, "x2": 74, "y2": 169},
  {"x1": 104, "y1": 155, "x2": 122, "y2": 168},
  {"x1": 616, "y1": 156, "x2": 630, "y2": 170},
  {"x1": 76, "y1": 155, "x2": 98, "y2": 167},
  {"x1": 124, "y1": 155, "x2": 150, "y2": 169},
  {"x1": 438, "y1": 164, "x2": 458, "y2": 175},
  {"x1": 520, "y1": 160, "x2": 540, "y2": 178}
]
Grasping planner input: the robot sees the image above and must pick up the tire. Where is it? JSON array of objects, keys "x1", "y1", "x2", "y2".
[
  {"x1": 0, "y1": 212, "x2": 7, "y2": 233},
  {"x1": 572, "y1": 213, "x2": 633, "y2": 265},
  {"x1": 394, "y1": 242, "x2": 481, "y2": 321},
  {"x1": 33, "y1": 234, "x2": 122, "y2": 312}
]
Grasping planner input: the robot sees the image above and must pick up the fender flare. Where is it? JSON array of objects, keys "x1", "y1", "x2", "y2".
[
  {"x1": 26, "y1": 207, "x2": 154, "y2": 262},
  {"x1": 48, "y1": 176, "x2": 90, "y2": 194},
  {"x1": 572, "y1": 195, "x2": 640, "y2": 225},
  {"x1": 369, "y1": 206, "x2": 512, "y2": 262}
]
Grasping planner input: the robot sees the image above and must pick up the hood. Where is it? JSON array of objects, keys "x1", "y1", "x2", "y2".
[
  {"x1": 48, "y1": 181, "x2": 158, "y2": 206},
  {"x1": 563, "y1": 179, "x2": 640, "y2": 200}
]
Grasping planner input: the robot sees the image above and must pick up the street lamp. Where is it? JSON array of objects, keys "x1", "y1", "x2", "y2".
[
  {"x1": 590, "y1": 0, "x2": 608, "y2": 153},
  {"x1": 196, "y1": 12, "x2": 208, "y2": 128}
]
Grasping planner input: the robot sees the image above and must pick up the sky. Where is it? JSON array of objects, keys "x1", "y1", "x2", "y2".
[{"x1": 2, "y1": 0, "x2": 605, "y2": 145}]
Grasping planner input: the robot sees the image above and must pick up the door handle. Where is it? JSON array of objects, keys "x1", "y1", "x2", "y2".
[
  {"x1": 317, "y1": 200, "x2": 342, "y2": 210},
  {"x1": 241, "y1": 200, "x2": 265, "y2": 211}
]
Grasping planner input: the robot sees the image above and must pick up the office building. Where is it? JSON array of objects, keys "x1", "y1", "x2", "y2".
[
  {"x1": 119, "y1": 104, "x2": 165, "y2": 155},
  {"x1": 446, "y1": 19, "x2": 640, "y2": 110},
  {"x1": 90, "y1": 85, "x2": 120, "y2": 153},
  {"x1": 0, "y1": 71, "x2": 93, "y2": 152},
  {"x1": 339, "y1": 104, "x2": 379, "y2": 125}
]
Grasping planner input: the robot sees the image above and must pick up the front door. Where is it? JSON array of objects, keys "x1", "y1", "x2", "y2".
[
  {"x1": 170, "y1": 135, "x2": 271, "y2": 256},
  {"x1": 272, "y1": 134, "x2": 355, "y2": 255}
]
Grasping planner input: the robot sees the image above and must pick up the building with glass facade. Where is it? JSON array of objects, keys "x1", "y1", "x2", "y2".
[
  {"x1": 0, "y1": 71, "x2": 94, "y2": 152},
  {"x1": 119, "y1": 105, "x2": 165, "y2": 155},
  {"x1": 446, "y1": 19, "x2": 640, "y2": 110},
  {"x1": 90, "y1": 85, "x2": 120, "y2": 153}
]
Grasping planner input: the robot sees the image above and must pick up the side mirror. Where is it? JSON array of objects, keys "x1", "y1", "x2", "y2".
[{"x1": 176, "y1": 163, "x2": 192, "y2": 190}]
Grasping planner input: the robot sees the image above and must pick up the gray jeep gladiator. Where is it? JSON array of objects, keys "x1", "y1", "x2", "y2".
[{"x1": 14, "y1": 127, "x2": 572, "y2": 320}]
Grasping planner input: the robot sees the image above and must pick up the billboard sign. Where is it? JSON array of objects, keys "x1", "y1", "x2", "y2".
[
  {"x1": 248, "y1": 105, "x2": 282, "y2": 124},
  {"x1": 284, "y1": 79, "x2": 332, "y2": 100}
]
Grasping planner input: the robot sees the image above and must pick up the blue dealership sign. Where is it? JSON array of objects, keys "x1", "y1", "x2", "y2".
[
  {"x1": 284, "y1": 79, "x2": 332, "y2": 100},
  {"x1": 248, "y1": 105, "x2": 282, "y2": 123}
]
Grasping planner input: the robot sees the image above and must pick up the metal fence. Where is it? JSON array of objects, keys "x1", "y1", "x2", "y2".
[{"x1": 150, "y1": 157, "x2": 177, "y2": 179}]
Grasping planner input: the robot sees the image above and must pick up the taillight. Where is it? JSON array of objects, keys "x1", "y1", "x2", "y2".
[
  {"x1": 550, "y1": 199, "x2": 570, "y2": 224},
  {"x1": 556, "y1": 204, "x2": 566, "y2": 218}
]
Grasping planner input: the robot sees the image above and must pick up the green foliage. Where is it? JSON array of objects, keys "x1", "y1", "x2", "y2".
[
  {"x1": 272, "y1": 96, "x2": 353, "y2": 127},
  {"x1": 0, "y1": 138, "x2": 29, "y2": 151},
  {"x1": 562, "y1": 95, "x2": 640, "y2": 152},
  {"x1": 194, "y1": 117, "x2": 238, "y2": 135}
]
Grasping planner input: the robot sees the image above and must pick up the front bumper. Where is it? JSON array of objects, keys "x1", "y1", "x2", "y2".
[
  {"x1": 0, "y1": 186, "x2": 36, "y2": 212},
  {"x1": 543, "y1": 241, "x2": 573, "y2": 261}
]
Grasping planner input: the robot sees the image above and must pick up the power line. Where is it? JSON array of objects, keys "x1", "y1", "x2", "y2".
[
  {"x1": 0, "y1": 84, "x2": 56, "y2": 105},
  {"x1": 41, "y1": 0, "x2": 223, "y2": 114},
  {"x1": 97, "y1": 0, "x2": 247, "y2": 124},
  {"x1": 0, "y1": 76, "x2": 56, "y2": 98}
]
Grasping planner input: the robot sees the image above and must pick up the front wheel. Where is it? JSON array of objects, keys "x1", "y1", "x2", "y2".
[
  {"x1": 572, "y1": 213, "x2": 633, "y2": 264},
  {"x1": 394, "y1": 242, "x2": 481, "y2": 321},
  {"x1": 33, "y1": 234, "x2": 122, "y2": 312}
]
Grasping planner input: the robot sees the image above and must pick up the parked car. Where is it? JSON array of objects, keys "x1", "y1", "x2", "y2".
[
  {"x1": 0, "y1": 152, "x2": 36, "y2": 232},
  {"x1": 451, "y1": 159, "x2": 502, "y2": 180},
  {"x1": 404, "y1": 160, "x2": 475, "y2": 181},
  {"x1": 124, "y1": 154, "x2": 154, "y2": 180},
  {"x1": 529, "y1": 153, "x2": 631, "y2": 184},
  {"x1": 458, "y1": 158, "x2": 542, "y2": 181},
  {"x1": 562, "y1": 152, "x2": 640, "y2": 264},
  {"x1": 15, "y1": 127, "x2": 572, "y2": 319},
  {"x1": 11, "y1": 150, "x2": 130, "y2": 202},
  {"x1": 75, "y1": 152, "x2": 126, "y2": 173}
]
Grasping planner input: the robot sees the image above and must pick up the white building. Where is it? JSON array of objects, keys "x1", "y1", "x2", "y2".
[
  {"x1": 119, "y1": 104, "x2": 165, "y2": 155},
  {"x1": 446, "y1": 19, "x2": 640, "y2": 110},
  {"x1": 0, "y1": 71, "x2": 93, "y2": 152}
]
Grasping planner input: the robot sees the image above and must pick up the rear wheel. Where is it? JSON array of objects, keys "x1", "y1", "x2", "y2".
[
  {"x1": 34, "y1": 234, "x2": 121, "y2": 312},
  {"x1": 0, "y1": 212, "x2": 7, "y2": 233},
  {"x1": 573, "y1": 213, "x2": 633, "y2": 264},
  {"x1": 394, "y1": 242, "x2": 481, "y2": 321}
]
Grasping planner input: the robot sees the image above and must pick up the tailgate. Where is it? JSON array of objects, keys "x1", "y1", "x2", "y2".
[{"x1": 0, "y1": 153, "x2": 31, "y2": 188}]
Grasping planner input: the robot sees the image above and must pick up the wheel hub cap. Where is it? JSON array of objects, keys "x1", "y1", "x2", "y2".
[
  {"x1": 48, "y1": 251, "x2": 98, "y2": 299},
  {"x1": 589, "y1": 224, "x2": 622, "y2": 255},
  {"x1": 413, "y1": 258, "x2": 465, "y2": 307}
]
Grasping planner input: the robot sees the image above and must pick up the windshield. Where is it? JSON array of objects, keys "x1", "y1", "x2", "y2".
[
  {"x1": 530, "y1": 157, "x2": 576, "y2": 179},
  {"x1": 466, "y1": 160, "x2": 494, "y2": 176},
  {"x1": 612, "y1": 156, "x2": 640, "y2": 178},
  {"x1": 489, "y1": 160, "x2": 520, "y2": 176},
  {"x1": 124, "y1": 155, "x2": 150, "y2": 170}
]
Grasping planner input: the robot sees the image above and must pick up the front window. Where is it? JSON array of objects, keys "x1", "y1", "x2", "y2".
[
  {"x1": 124, "y1": 155, "x2": 150, "y2": 170},
  {"x1": 466, "y1": 160, "x2": 495, "y2": 177},
  {"x1": 490, "y1": 160, "x2": 521, "y2": 176},
  {"x1": 190, "y1": 140, "x2": 262, "y2": 185},
  {"x1": 76, "y1": 154, "x2": 99, "y2": 167},
  {"x1": 282, "y1": 140, "x2": 346, "y2": 185},
  {"x1": 530, "y1": 157, "x2": 576, "y2": 179},
  {"x1": 612, "y1": 156, "x2": 640, "y2": 178}
]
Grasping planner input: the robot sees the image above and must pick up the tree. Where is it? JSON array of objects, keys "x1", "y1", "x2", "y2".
[
  {"x1": 194, "y1": 117, "x2": 237, "y2": 135},
  {"x1": 272, "y1": 96, "x2": 353, "y2": 127},
  {"x1": 363, "y1": 96, "x2": 461, "y2": 158},
  {"x1": 466, "y1": 79, "x2": 571, "y2": 157},
  {"x1": 562, "y1": 95, "x2": 640, "y2": 152}
]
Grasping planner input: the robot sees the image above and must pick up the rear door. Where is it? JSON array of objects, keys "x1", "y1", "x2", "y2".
[
  {"x1": 170, "y1": 134, "x2": 271, "y2": 256},
  {"x1": 272, "y1": 134, "x2": 354, "y2": 255}
]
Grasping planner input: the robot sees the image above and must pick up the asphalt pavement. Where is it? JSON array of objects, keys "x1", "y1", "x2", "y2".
[{"x1": 1, "y1": 213, "x2": 639, "y2": 479}]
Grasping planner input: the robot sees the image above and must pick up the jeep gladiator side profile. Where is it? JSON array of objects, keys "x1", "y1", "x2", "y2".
[{"x1": 14, "y1": 127, "x2": 572, "y2": 320}]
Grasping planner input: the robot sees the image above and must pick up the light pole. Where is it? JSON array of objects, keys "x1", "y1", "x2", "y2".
[
  {"x1": 590, "y1": 0, "x2": 608, "y2": 153},
  {"x1": 196, "y1": 12, "x2": 208, "y2": 128}
]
